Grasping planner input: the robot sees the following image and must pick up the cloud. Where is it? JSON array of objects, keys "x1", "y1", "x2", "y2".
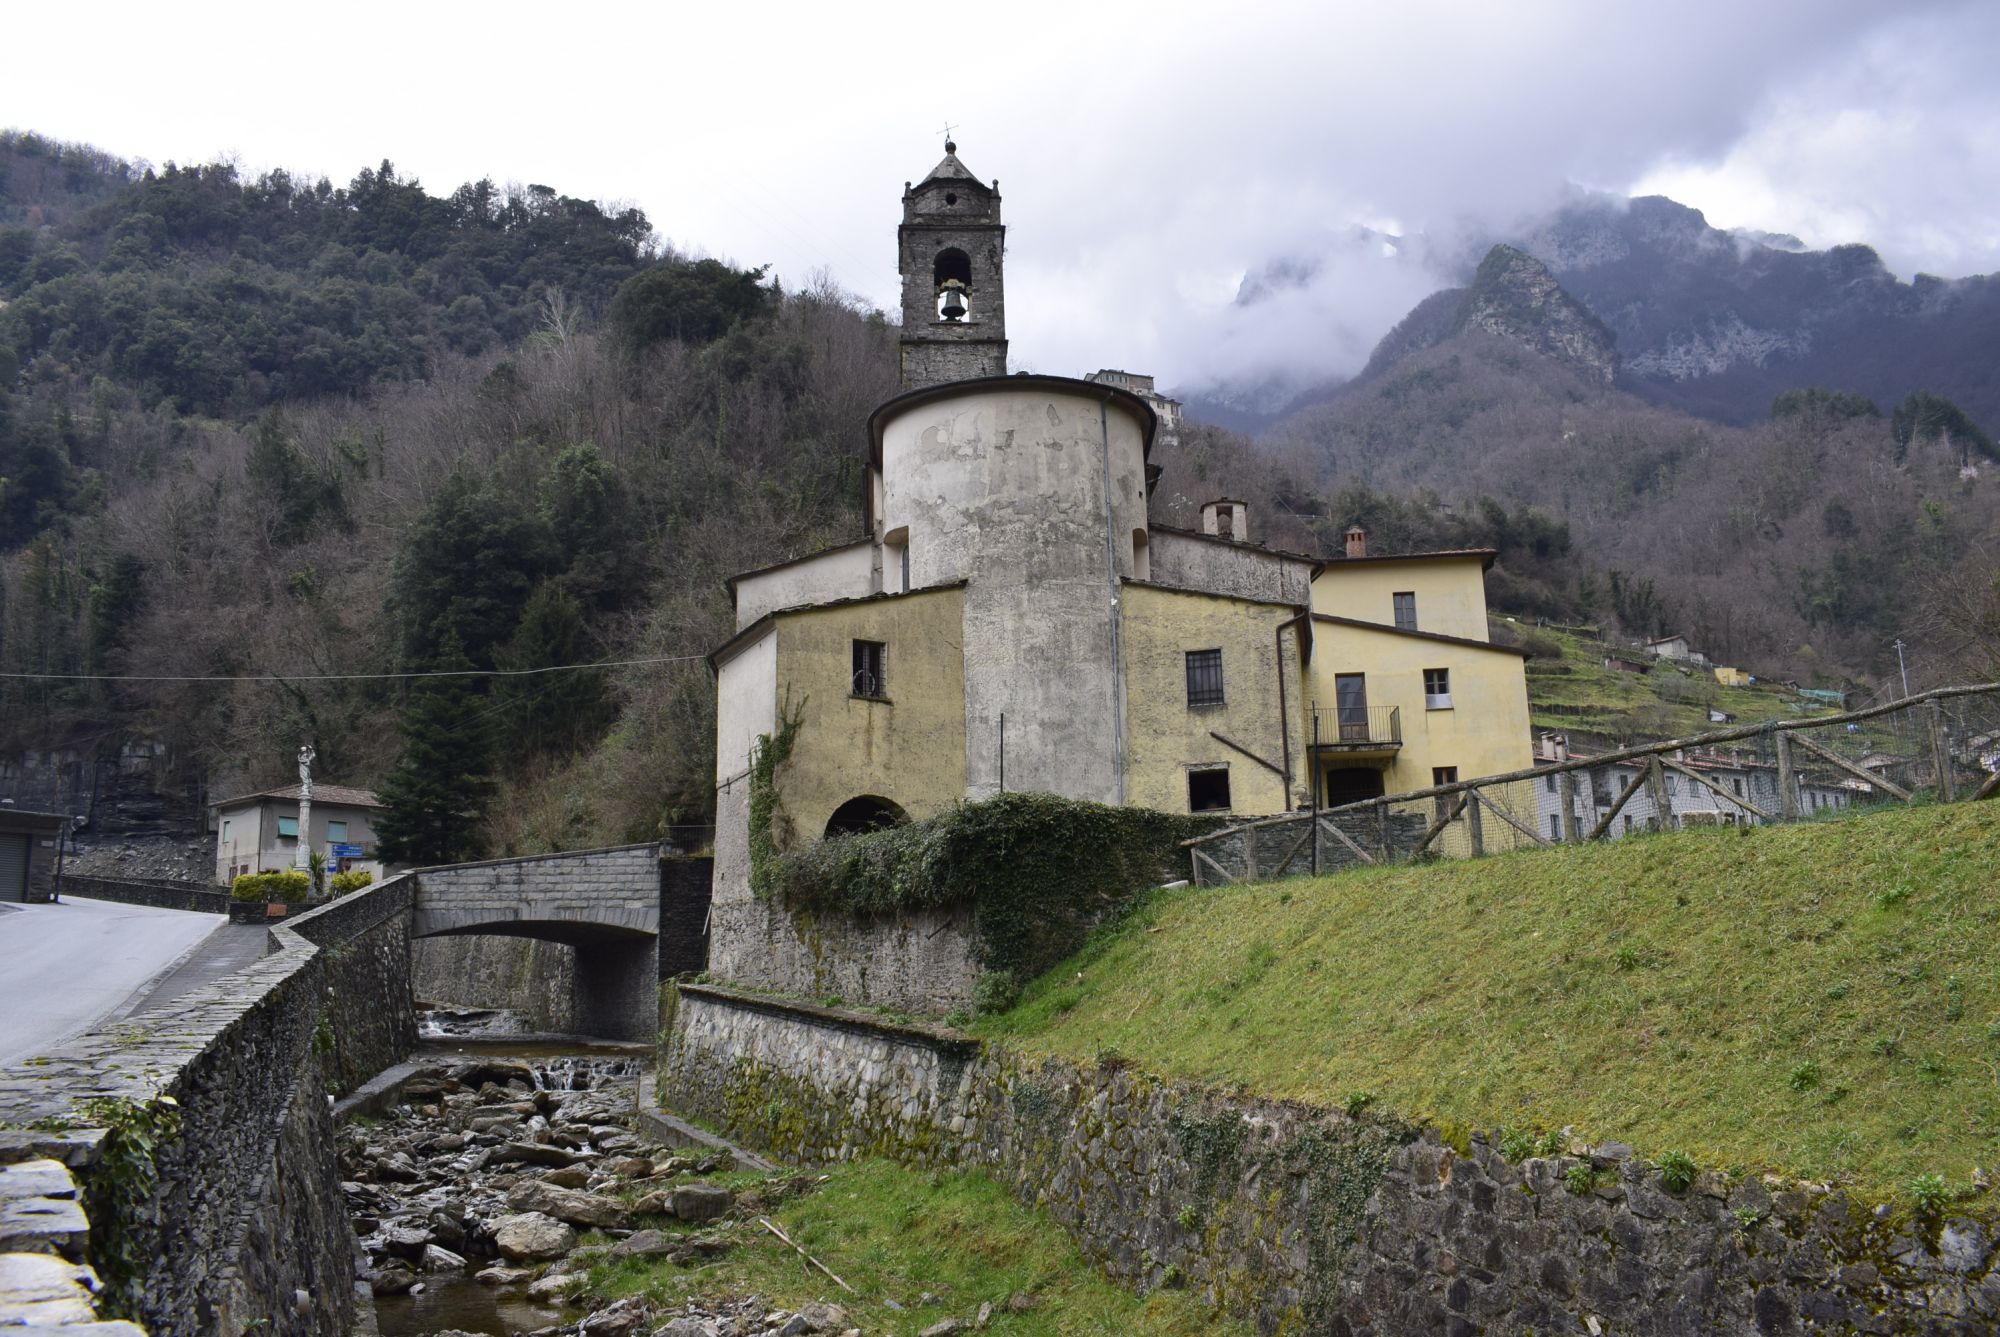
[{"x1": 2, "y1": 0, "x2": 1991, "y2": 401}]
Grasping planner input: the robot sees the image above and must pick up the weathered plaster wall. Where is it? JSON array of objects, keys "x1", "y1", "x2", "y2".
[
  {"x1": 0, "y1": 875, "x2": 417, "y2": 1336},
  {"x1": 877, "y1": 385, "x2": 1149, "y2": 804},
  {"x1": 770, "y1": 586, "x2": 967, "y2": 843},
  {"x1": 1308, "y1": 618, "x2": 1535, "y2": 807},
  {"x1": 712, "y1": 625, "x2": 778, "y2": 929},
  {"x1": 731, "y1": 539, "x2": 876, "y2": 630},
  {"x1": 1146, "y1": 529, "x2": 1315, "y2": 606},
  {"x1": 662, "y1": 984, "x2": 2000, "y2": 1337},
  {"x1": 1313, "y1": 555, "x2": 1492, "y2": 640},
  {"x1": 1120, "y1": 583, "x2": 1302, "y2": 816}
]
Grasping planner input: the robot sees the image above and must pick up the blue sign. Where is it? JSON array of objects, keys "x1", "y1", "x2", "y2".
[{"x1": 331, "y1": 843, "x2": 366, "y2": 858}]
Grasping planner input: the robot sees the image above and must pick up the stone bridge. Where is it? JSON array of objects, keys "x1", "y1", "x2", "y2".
[{"x1": 411, "y1": 843, "x2": 708, "y2": 1042}]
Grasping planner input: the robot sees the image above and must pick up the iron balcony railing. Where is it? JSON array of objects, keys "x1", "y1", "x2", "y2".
[{"x1": 1311, "y1": 703, "x2": 1402, "y2": 748}]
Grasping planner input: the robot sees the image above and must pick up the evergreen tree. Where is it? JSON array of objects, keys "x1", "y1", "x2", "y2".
[
  {"x1": 373, "y1": 635, "x2": 496, "y2": 865},
  {"x1": 387, "y1": 468, "x2": 551, "y2": 669},
  {"x1": 497, "y1": 580, "x2": 608, "y2": 757}
]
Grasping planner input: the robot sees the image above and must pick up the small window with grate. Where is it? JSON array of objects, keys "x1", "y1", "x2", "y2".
[
  {"x1": 1188, "y1": 766, "x2": 1231, "y2": 812},
  {"x1": 1185, "y1": 648, "x2": 1225, "y2": 707},
  {"x1": 1393, "y1": 592, "x2": 1417, "y2": 631},
  {"x1": 852, "y1": 640, "x2": 887, "y2": 699}
]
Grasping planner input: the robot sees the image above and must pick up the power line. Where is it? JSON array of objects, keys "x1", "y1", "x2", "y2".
[{"x1": 0, "y1": 654, "x2": 709, "y2": 685}]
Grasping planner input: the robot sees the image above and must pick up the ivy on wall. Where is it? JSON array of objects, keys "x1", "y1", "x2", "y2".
[
  {"x1": 774, "y1": 790, "x2": 1217, "y2": 982},
  {"x1": 746, "y1": 693, "x2": 805, "y2": 902}
]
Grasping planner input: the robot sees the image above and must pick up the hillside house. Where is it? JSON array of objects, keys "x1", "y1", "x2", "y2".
[
  {"x1": 707, "y1": 144, "x2": 1537, "y2": 998},
  {"x1": 0, "y1": 804, "x2": 67, "y2": 903},
  {"x1": 1644, "y1": 633, "x2": 1709, "y2": 666},
  {"x1": 211, "y1": 784, "x2": 384, "y2": 885},
  {"x1": 1533, "y1": 744, "x2": 1859, "y2": 840}
]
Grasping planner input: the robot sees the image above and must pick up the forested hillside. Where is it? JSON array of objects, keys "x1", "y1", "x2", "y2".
[
  {"x1": 0, "y1": 130, "x2": 895, "y2": 854},
  {"x1": 2, "y1": 129, "x2": 1994, "y2": 858}
]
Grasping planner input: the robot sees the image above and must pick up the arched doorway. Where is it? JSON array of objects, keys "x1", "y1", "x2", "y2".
[{"x1": 824, "y1": 795, "x2": 909, "y2": 838}]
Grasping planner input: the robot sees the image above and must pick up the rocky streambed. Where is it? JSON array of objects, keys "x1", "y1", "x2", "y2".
[{"x1": 341, "y1": 1051, "x2": 857, "y2": 1337}]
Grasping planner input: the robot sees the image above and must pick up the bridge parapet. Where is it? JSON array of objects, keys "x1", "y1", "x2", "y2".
[{"x1": 412, "y1": 842, "x2": 660, "y2": 941}]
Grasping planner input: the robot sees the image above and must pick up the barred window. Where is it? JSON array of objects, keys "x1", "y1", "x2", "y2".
[
  {"x1": 852, "y1": 640, "x2": 887, "y2": 699},
  {"x1": 1185, "y1": 649, "x2": 1225, "y2": 707}
]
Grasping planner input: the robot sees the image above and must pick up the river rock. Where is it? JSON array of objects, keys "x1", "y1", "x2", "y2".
[
  {"x1": 668, "y1": 1184, "x2": 733, "y2": 1223},
  {"x1": 508, "y1": 1180, "x2": 628, "y2": 1228},
  {"x1": 542, "y1": 1165, "x2": 593, "y2": 1189},
  {"x1": 798, "y1": 1303, "x2": 849, "y2": 1333},
  {"x1": 377, "y1": 1220, "x2": 432, "y2": 1261},
  {"x1": 527, "y1": 1270, "x2": 585, "y2": 1301},
  {"x1": 491, "y1": 1211, "x2": 576, "y2": 1260},
  {"x1": 604, "y1": 1156, "x2": 655, "y2": 1178},
  {"x1": 655, "y1": 1320, "x2": 717, "y2": 1337},
  {"x1": 580, "y1": 1296, "x2": 651, "y2": 1334},
  {"x1": 421, "y1": 1243, "x2": 467, "y2": 1273},
  {"x1": 475, "y1": 1265, "x2": 535, "y2": 1285},
  {"x1": 607, "y1": 1229, "x2": 679, "y2": 1260},
  {"x1": 631, "y1": 1190, "x2": 670, "y2": 1216},
  {"x1": 368, "y1": 1265, "x2": 417, "y2": 1297},
  {"x1": 494, "y1": 1140, "x2": 588, "y2": 1168}
]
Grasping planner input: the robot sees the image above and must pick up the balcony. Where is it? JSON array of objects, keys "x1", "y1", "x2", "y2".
[{"x1": 1310, "y1": 704, "x2": 1402, "y2": 754}]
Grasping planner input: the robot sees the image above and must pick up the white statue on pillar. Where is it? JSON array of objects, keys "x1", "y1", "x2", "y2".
[{"x1": 295, "y1": 743, "x2": 315, "y2": 873}]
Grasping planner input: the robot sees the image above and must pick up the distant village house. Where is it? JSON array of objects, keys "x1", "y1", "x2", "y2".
[{"x1": 212, "y1": 784, "x2": 384, "y2": 885}]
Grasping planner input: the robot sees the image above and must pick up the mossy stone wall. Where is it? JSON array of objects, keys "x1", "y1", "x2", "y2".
[{"x1": 662, "y1": 983, "x2": 2000, "y2": 1335}]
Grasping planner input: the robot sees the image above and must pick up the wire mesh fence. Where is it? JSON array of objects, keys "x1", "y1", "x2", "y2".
[{"x1": 1185, "y1": 682, "x2": 2000, "y2": 887}]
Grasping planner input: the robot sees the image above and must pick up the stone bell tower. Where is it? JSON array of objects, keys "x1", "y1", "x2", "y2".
[{"x1": 898, "y1": 141, "x2": 1007, "y2": 387}]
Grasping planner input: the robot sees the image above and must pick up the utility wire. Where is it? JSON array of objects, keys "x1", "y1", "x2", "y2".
[{"x1": 0, "y1": 654, "x2": 708, "y2": 684}]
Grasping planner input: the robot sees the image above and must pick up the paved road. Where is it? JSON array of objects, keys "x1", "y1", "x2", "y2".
[{"x1": 0, "y1": 897, "x2": 226, "y2": 1068}]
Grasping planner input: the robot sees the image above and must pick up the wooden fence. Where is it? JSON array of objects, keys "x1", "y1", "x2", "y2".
[{"x1": 1185, "y1": 681, "x2": 2000, "y2": 887}]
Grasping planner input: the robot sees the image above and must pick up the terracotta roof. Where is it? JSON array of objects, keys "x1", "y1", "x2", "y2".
[
  {"x1": 212, "y1": 783, "x2": 382, "y2": 811},
  {"x1": 1316, "y1": 548, "x2": 1498, "y2": 572}
]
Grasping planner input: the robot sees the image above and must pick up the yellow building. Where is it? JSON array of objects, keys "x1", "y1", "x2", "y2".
[{"x1": 705, "y1": 144, "x2": 1539, "y2": 995}]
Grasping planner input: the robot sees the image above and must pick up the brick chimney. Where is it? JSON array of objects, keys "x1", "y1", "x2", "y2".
[{"x1": 1344, "y1": 525, "x2": 1367, "y2": 558}]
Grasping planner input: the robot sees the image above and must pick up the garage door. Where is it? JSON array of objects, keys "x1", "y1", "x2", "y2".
[{"x1": 0, "y1": 834, "x2": 27, "y2": 902}]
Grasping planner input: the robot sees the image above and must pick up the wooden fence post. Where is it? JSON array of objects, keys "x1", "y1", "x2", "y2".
[
  {"x1": 1775, "y1": 733, "x2": 1799, "y2": 820},
  {"x1": 1929, "y1": 700, "x2": 1956, "y2": 803},
  {"x1": 1466, "y1": 793, "x2": 1485, "y2": 856},
  {"x1": 1558, "y1": 772, "x2": 1581, "y2": 843},
  {"x1": 1645, "y1": 756, "x2": 1673, "y2": 832}
]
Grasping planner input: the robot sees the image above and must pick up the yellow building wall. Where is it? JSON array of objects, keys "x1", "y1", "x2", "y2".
[
  {"x1": 1306, "y1": 619, "x2": 1536, "y2": 848},
  {"x1": 1312, "y1": 556, "x2": 1491, "y2": 641},
  {"x1": 1121, "y1": 584, "x2": 1298, "y2": 817},
  {"x1": 771, "y1": 587, "x2": 967, "y2": 849},
  {"x1": 1715, "y1": 666, "x2": 1750, "y2": 687}
]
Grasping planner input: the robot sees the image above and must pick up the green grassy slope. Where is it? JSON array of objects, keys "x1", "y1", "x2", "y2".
[
  {"x1": 587, "y1": 1159, "x2": 1244, "y2": 1335},
  {"x1": 982, "y1": 803, "x2": 2000, "y2": 1198}
]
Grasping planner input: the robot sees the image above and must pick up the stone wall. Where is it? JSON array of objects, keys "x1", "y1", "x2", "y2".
[
  {"x1": 411, "y1": 844, "x2": 664, "y2": 1041},
  {"x1": 0, "y1": 875, "x2": 417, "y2": 1336},
  {"x1": 707, "y1": 895, "x2": 978, "y2": 1016},
  {"x1": 662, "y1": 983, "x2": 2000, "y2": 1336},
  {"x1": 410, "y1": 936, "x2": 577, "y2": 1031},
  {"x1": 59, "y1": 875, "x2": 229, "y2": 915}
]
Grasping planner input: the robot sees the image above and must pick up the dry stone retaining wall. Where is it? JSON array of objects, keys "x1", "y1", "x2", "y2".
[
  {"x1": 0, "y1": 876, "x2": 416, "y2": 1336},
  {"x1": 662, "y1": 983, "x2": 2000, "y2": 1335}
]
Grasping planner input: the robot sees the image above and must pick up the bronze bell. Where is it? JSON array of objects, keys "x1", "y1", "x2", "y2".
[{"x1": 938, "y1": 279, "x2": 968, "y2": 322}]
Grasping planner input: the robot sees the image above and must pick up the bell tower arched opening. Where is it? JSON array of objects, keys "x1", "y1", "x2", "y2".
[{"x1": 898, "y1": 141, "x2": 1007, "y2": 386}]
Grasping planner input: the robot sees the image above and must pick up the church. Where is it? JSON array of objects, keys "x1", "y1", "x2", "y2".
[{"x1": 705, "y1": 144, "x2": 1536, "y2": 1008}]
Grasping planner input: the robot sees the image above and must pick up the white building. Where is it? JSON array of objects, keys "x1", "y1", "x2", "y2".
[
  {"x1": 1532, "y1": 740, "x2": 1861, "y2": 841},
  {"x1": 212, "y1": 784, "x2": 385, "y2": 885}
]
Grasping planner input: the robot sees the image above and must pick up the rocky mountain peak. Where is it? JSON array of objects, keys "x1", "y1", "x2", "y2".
[{"x1": 1452, "y1": 245, "x2": 1619, "y2": 383}]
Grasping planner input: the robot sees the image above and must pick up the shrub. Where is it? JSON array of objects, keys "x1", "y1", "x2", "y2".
[
  {"x1": 1657, "y1": 1150, "x2": 1697, "y2": 1192},
  {"x1": 230, "y1": 870, "x2": 312, "y2": 903},
  {"x1": 329, "y1": 869, "x2": 374, "y2": 895},
  {"x1": 773, "y1": 791, "x2": 1217, "y2": 980},
  {"x1": 972, "y1": 970, "x2": 1022, "y2": 1016},
  {"x1": 1907, "y1": 1172, "x2": 1951, "y2": 1217}
]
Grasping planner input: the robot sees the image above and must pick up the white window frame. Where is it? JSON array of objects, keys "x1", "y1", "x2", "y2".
[{"x1": 1423, "y1": 667, "x2": 1452, "y2": 711}]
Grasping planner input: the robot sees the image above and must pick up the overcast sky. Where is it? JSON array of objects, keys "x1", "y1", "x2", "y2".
[{"x1": 6, "y1": 1, "x2": 1996, "y2": 398}]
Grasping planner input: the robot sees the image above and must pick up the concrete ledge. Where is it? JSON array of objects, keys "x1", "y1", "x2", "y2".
[
  {"x1": 634, "y1": 1071, "x2": 778, "y2": 1172},
  {"x1": 675, "y1": 982, "x2": 979, "y2": 1059}
]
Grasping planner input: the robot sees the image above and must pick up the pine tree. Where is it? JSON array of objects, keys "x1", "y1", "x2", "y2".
[{"x1": 373, "y1": 636, "x2": 496, "y2": 865}]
